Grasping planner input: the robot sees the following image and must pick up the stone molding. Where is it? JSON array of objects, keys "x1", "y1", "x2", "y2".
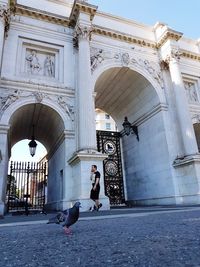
[
  {"x1": 68, "y1": 150, "x2": 107, "y2": 166},
  {"x1": 156, "y1": 28, "x2": 183, "y2": 48},
  {"x1": 9, "y1": 0, "x2": 69, "y2": 26},
  {"x1": 173, "y1": 154, "x2": 200, "y2": 167},
  {"x1": 181, "y1": 50, "x2": 200, "y2": 62},
  {"x1": 0, "y1": 88, "x2": 75, "y2": 121},
  {"x1": 93, "y1": 25, "x2": 157, "y2": 49},
  {"x1": 69, "y1": 0, "x2": 97, "y2": 27},
  {"x1": 90, "y1": 46, "x2": 164, "y2": 88}
]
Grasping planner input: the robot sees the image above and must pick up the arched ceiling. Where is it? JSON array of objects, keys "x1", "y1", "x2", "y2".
[
  {"x1": 95, "y1": 67, "x2": 159, "y2": 130},
  {"x1": 9, "y1": 103, "x2": 65, "y2": 152}
]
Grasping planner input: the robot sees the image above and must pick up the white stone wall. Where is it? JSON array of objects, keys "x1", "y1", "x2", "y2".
[{"x1": 123, "y1": 111, "x2": 175, "y2": 204}]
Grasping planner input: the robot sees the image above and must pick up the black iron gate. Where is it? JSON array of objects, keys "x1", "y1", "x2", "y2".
[
  {"x1": 7, "y1": 161, "x2": 47, "y2": 213},
  {"x1": 97, "y1": 130, "x2": 125, "y2": 205}
]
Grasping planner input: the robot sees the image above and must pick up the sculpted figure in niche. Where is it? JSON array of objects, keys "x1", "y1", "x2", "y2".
[
  {"x1": 44, "y1": 55, "x2": 55, "y2": 77},
  {"x1": 185, "y1": 82, "x2": 198, "y2": 102},
  {"x1": 26, "y1": 50, "x2": 41, "y2": 74}
]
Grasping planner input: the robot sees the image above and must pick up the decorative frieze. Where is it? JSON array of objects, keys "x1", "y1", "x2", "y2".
[
  {"x1": 90, "y1": 46, "x2": 164, "y2": 88},
  {"x1": 0, "y1": 89, "x2": 75, "y2": 121}
]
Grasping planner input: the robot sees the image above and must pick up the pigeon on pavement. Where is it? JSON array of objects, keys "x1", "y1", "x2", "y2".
[{"x1": 47, "y1": 202, "x2": 81, "y2": 234}]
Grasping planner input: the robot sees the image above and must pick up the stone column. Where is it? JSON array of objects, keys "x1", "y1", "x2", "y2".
[
  {"x1": 167, "y1": 49, "x2": 199, "y2": 156},
  {"x1": 0, "y1": 124, "x2": 9, "y2": 216},
  {"x1": 0, "y1": 5, "x2": 9, "y2": 71},
  {"x1": 75, "y1": 23, "x2": 97, "y2": 151}
]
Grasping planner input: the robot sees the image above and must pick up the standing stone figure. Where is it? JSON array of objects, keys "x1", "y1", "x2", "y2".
[
  {"x1": 44, "y1": 55, "x2": 54, "y2": 77},
  {"x1": 26, "y1": 50, "x2": 41, "y2": 74}
]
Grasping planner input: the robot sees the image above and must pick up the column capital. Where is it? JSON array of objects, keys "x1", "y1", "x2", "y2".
[
  {"x1": 162, "y1": 48, "x2": 183, "y2": 68},
  {"x1": 73, "y1": 23, "x2": 93, "y2": 47},
  {"x1": 0, "y1": 5, "x2": 10, "y2": 36}
]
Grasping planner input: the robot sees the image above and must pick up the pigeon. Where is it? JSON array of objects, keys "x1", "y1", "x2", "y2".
[{"x1": 47, "y1": 202, "x2": 81, "y2": 234}]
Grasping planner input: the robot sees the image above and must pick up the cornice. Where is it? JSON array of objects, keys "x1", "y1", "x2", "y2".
[
  {"x1": 156, "y1": 28, "x2": 183, "y2": 48},
  {"x1": 9, "y1": 0, "x2": 70, "y2": 26},
  {"x1": 69, "y1": 0, "x2": 97, "y2": 27},
  {"x1": 181, "y1": 49, "x2": 200, "y2": 62},
  {"x1": 0, "y1": 78, "x2": 75, "y2": 96},
  {"x1": 93, "y1": 25, "x2": 157, "y2": 49}
]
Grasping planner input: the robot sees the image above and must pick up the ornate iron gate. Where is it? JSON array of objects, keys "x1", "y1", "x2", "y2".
[
  {"x1": 7, "y1": 161, "x2": 47, "y2": 213},
  {"x1": 97, "y1": 130, "x2": 125, "y2": 205}
]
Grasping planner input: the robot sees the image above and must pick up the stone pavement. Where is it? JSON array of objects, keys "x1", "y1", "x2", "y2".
[{"x1": 1, "y1": 206, "x2": 200, "y2": 267}]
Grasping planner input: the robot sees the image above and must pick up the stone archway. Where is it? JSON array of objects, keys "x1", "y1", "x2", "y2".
[
  {"x1": 0, "y1": 100, "x2": 71, "y2": 214},
  {"x1": 93, "y1": 66, "x2": 176, "y2": 206}
]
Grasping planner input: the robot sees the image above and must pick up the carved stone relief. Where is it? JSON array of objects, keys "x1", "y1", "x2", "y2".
[
  {"x1": 0, "y1": 89, "x2": 21, "y2": 116},
  {"x1": 25, "y1": 49, "x2": 55, "y2": 78},
  {"x1": 57, "y1": 95, "x2": 74, "y2": 121},
  {"x1": 0, "y1": 89, "x2": 75, "y2": 121},
  {"x1": 184, "y1": 81, "x2": 199, "y2": 103},
  {"x1": 90, "y1": 46, "x2": 164, "y2": 88},
  {"x1": 90, "y1": 48, "x2": 104, "y2": 72}
]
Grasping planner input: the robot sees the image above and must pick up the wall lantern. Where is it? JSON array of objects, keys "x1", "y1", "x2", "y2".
[
  {"x1": 28, "y1": 125, "x2": 37, "y2": 157},
  {"x1": 122, "y1": 116, "x2": 139, "y2": 141}
]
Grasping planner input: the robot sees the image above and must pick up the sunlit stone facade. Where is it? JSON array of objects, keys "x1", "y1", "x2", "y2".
[{"x1": 1, "y1": 0, "x2": 200, "y2": 215}]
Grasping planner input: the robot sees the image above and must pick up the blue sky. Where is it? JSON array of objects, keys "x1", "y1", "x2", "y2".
[{"x1": 90, "y1": 0, "x2": 200, "y2": 40}]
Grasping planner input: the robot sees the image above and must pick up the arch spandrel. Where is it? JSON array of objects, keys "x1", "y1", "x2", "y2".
[
  {"x1": 91, "y1": 54, "x2": 166, "y2": 105},
  {"x1": 0, "y1": 93, "x2": 74, "y2": 130},
  {"x1": 0, "y1": 94, "x2": 74, "y2": 153}
]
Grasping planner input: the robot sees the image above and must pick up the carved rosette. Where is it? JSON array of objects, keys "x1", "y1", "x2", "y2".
[
  {"x1": 73, "y1": 24, "x2": 93, "y2": 47},
  {"x1": 0, "y1": 5, "x2": 11, "y2": 36}
]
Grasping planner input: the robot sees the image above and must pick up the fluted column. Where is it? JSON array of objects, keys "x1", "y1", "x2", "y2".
[
  {"x1": 75, "y1": 24, "x2": 97, "y2": 151},
  {"x1": 167, "y1": 49, "x2": 198, "y2": 156}
]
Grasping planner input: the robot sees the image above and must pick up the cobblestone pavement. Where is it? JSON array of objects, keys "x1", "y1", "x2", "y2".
[{"x1": 1, "y1": 208, "x2": 200, "y2": 267}]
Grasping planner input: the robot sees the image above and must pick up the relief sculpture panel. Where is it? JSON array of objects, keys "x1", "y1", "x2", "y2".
[{"x1": 25, "y1": 49, "x2": 55, "y2": 78}]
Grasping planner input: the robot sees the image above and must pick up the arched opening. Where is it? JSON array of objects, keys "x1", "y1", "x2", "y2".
[
  {"x1": 5, "y1": 103, "x2": 66, "y2": 213},
  {"x1": 95, "y1": 108, "x2": 117, "y2": 131},
  {"x1": 94, "y1": 67, "x2": 173, "y2": 206}
]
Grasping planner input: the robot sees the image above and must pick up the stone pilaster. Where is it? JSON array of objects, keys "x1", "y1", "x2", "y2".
[
  {"x1": 0, "y1": 124, "x2": 9, "y2": 215},
  {"x1": 166, "y1": 49, "x2": 199, "y2": 156}
]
